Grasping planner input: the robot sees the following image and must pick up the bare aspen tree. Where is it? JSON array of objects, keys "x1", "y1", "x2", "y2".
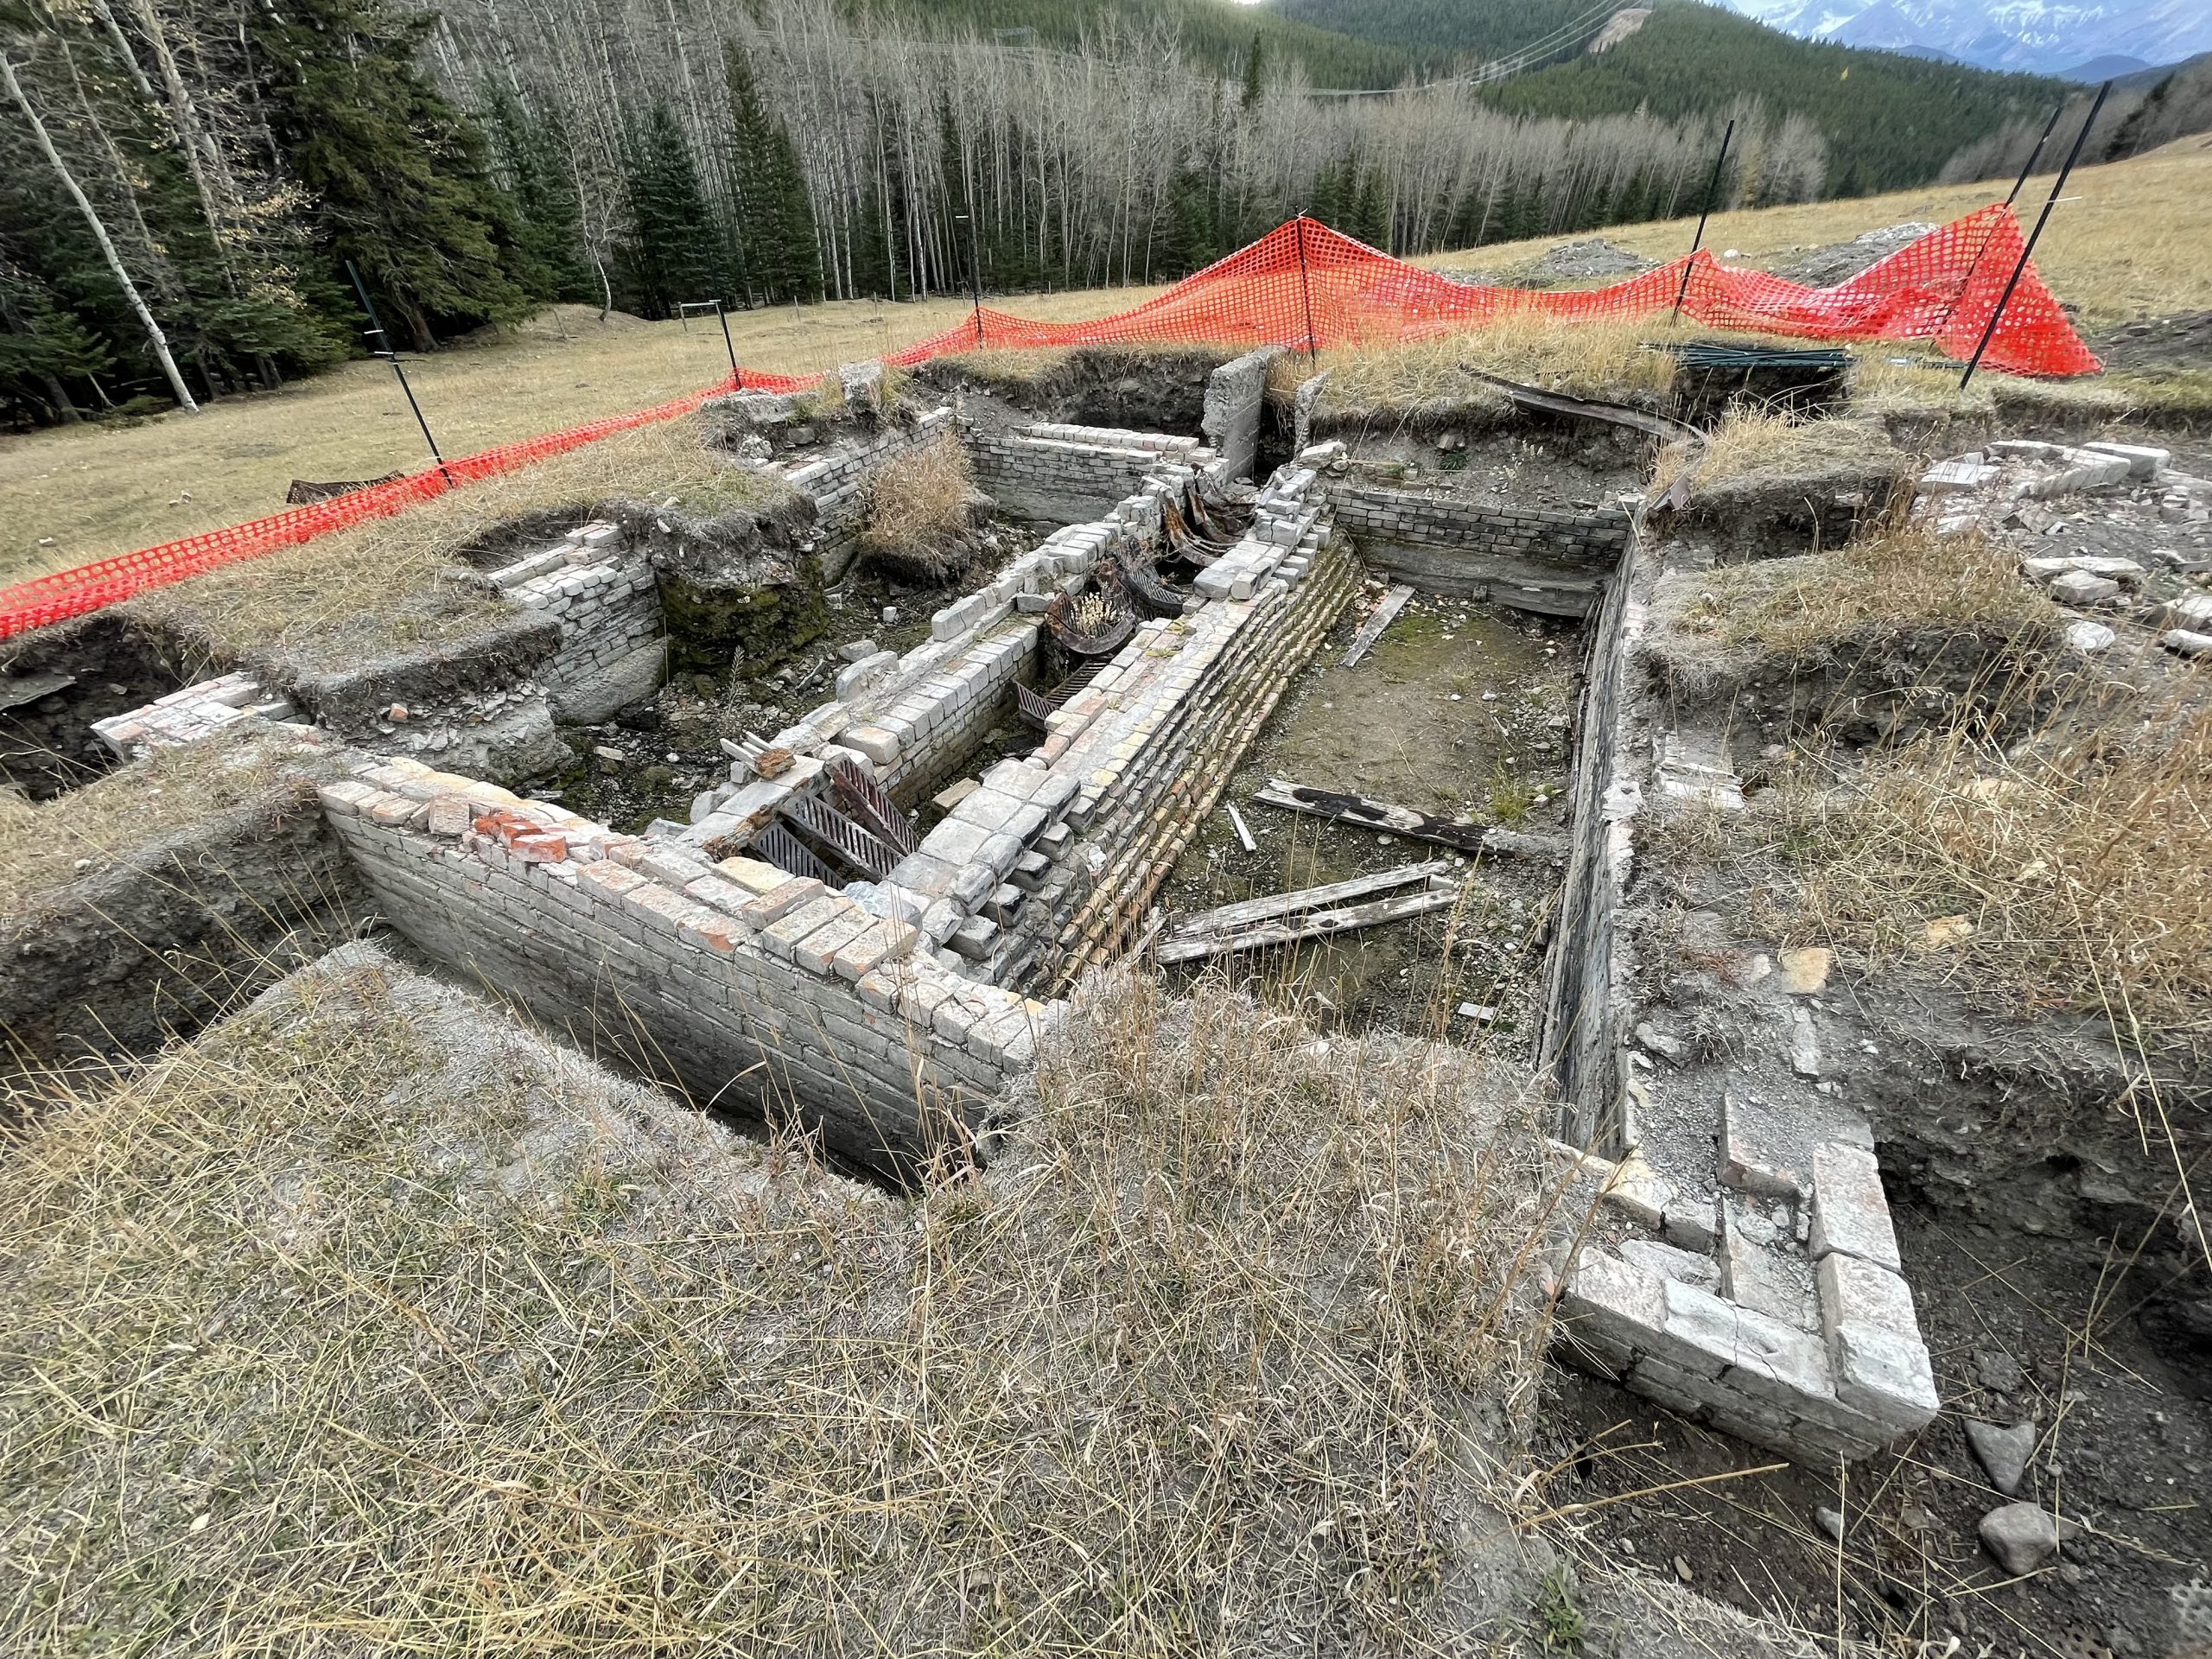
[{"x1": 2, "y1": 47, "x2": 199, "y2": 411}]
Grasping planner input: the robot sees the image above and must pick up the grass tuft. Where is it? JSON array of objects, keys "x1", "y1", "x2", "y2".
[
  {"x1": 0, "y1": 954, "x2": 1556, "y2": 1653},
  {"x1": 857, "y1": 429, "x2": 980, "y2": 582}
]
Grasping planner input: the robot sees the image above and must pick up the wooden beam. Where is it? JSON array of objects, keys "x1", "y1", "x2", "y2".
[
  {"x1": 1342, "y1": 583, "x2": 1414, "y2": 668},
  {"x1": 1172, "y1": 860, "x2": 1453, "y2": 940},
  {"x1": 1225, "y1": 802, "x2": 1257, "y2": 854},
  {"x1": 1254, "y1": 779, "x2": 1567, "y2": 861},
  {"x1": 1157, "y1": 886, "x2": 1460, "y2": 963}
]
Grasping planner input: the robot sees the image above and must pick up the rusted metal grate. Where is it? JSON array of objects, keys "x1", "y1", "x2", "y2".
[
  {"x1": 779, "y1": 790, "x2": 901, "y2": 882},
  {"x1": 829, "y1": 758, "x2": 919, "y2": 858},
  {"x1": 754, "y1": 819, "x2": 832, "y2": 886}
]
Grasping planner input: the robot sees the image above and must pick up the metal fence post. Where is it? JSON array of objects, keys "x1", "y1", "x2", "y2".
[{"x1": 1672, "y1": 118, "x2": 1735, "y2": 324}]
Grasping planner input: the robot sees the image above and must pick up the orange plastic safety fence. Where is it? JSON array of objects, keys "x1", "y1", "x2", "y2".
[{"x1": 0, "y1": 203, "x2": 2092, "y2": 644}]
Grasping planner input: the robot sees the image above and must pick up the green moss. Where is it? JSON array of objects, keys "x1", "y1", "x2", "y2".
[{"x1": 655, "y1": 561, "x2": 830, "y2": 682}]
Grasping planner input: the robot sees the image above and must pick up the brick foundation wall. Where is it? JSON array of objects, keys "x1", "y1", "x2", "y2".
[
  {"x1": 320, "y1": 754, "x2": 1058, "y2": 1177},
  {"x1": 1320, "y1": 470, "x2": 1630, "y2": 619},
  {"x1": 781, "y1": 407, "x2": 957, "y2": 581},
  {"x1": 967, "y1": 423, "x2": 1207, "y2": 524}
]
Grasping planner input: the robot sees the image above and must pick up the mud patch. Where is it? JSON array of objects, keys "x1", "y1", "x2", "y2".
[
  {"x1": 0, "y1": 612, "x2": 193, "y2": 799},
  {"x1": 1158, "y1": 588, "x2": 1579, "y2": 1052}
]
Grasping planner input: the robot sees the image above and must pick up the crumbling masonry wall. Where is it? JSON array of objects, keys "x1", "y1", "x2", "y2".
[
  {"x1": 966, "y1": 424, "x2": 1208, "y2": 523},
  {"x1": 1316, "y1": 461, "x2": 1631, "y2": 619},
  {"x1": 321, "y1": 753, "x2": 1056, "y2": 1176}
]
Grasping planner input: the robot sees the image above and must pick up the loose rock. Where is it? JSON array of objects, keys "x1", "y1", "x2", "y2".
[
  {"x1": 1964, "y1": 1417, "x2": 2037, "y2": 1497},
  {"x1": 1978, "y1": 1502, "x2": 2078, "y2": 1574}
]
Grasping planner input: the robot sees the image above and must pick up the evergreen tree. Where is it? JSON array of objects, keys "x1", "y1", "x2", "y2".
[
  {"x1": 617, "y1": 104, "x2": 721, "y2": 319},
  {"x1": 246, "y1": 0, "x2": 532, "y2": 348},
  {"x1": 724, "y1": 42, "x2": 819, "y2": 304},
  {"x1": 484, "y1": 85, "x2": 596, "y2": 305}
]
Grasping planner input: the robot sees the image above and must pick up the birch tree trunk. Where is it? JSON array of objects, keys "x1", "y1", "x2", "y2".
[{"x1": 3, "y1": 49, "x2": 200, "y2": 413}]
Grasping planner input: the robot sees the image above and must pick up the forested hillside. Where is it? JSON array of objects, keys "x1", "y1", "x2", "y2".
[
  {"x1": 900, "y1": 0, "x2": 1428, "y2": 86},
  {"x1": 1273, "y1": 0, "x2": 1620, "y2": 67},
  {"x1": 0, "y1": 0, "x2": 2055, "y2": 432},
  {"x1": 1479, "y1": 4, "x2": 2066, "y2": 194}
]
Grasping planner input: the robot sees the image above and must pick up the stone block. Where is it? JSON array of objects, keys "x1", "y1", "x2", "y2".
[
  {"x1": 1558, "y1": 1248, "x2": 1667, "y2": 1357},
  {"x1": 2048, "y1": 570, "x2": 2120, "y2": 606},
  {"x1": 2080, "y1": 441, "x2": 2166, "y2": 480},
  {"x1": 842, "y1": 724, "x2": 902, "y2": 767},
  {"x1": 1808, "y1": 1141, "x2": 1899, "y2": 1270},
  {"x1": 1816, "y1": 1252, "x2": 1918, "y2": 1340},
  {"x1": 737, "y1": 877, "x2": 826, "y2": 929},
  {"x1": 1828, "y1": 1319, "x2": 1940, "y2": 1433}
]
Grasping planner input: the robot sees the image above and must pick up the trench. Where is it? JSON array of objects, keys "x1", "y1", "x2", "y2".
[
  {"x1": 0, "y1": 612, "x2": 195, "y2": 800},
  {"x1": 1156, "y1": 589, "x2": 1584, "y2": 1055}
]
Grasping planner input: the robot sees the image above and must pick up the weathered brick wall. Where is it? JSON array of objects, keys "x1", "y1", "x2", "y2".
[
  {"x1": 781, "y1": 406, "x2": 957, "y2": 581},
  {"x1": 1541, "y1": 512, "x2": 1941, "y2": 1465},
  {"x1": 1321, "y1": 472, "x2": 1630, "y2": 619},
  {"x1": 967, "y1": 423, "x2": 1206, "y2": 524},
  {"x1": 1557, "y1": 1146, "x2": 1940, "y2": 1464},
  {"x1": 496, "y1": 531, "x2": 664, "y2": 723},
  {"x1": 320, "y1": 754, "x2": 1058, "y2": 1177}
]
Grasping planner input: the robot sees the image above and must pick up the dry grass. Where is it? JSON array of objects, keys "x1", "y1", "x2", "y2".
[
  {"x1": 1726, "y1": 524, "x2": 2052, "y2": 658},
  {"x1": 1289, "y1": 315, "x2": 1682, "y2": 417},
  {"x1": 1751, "y1": 695, "x2": 2212, "y2": 1049},
  {"x1": 1847, "y1": 352, "x2": 2137, "y2": 431},
  {"x1": 1649, "y1": 407, "x2": 1905, "y2": 501},
  {"x1": 128, "y1": 416, "x2": 789, "y2": 675},
  {"x1": 1409, "y1": 134, "x2": 2212, "y2": 329},
  {"x1": 0, "y1": 952, "x2": 1560, "y2": 1654},
  {"x1": 0, "y1": 287, "x2": 1165, "y2": 583},
  {"x1": 0, "y1": 723, "x2": 329, "y2": 912},
  {"x1": 856, "y1": 429, "x2": 979, "y2": 582}
]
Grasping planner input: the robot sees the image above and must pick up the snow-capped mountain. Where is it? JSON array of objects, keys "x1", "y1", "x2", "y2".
[{"x1": 1724, "y1": 0, "x2": 2212, "y2": 76}]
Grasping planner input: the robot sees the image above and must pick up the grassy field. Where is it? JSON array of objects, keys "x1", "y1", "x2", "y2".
[{"x1": 2, "y1": 133, "x2": 2203, "y2": 586}]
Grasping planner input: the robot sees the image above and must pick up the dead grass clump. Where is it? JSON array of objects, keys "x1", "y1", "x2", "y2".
[
  {"x1": 858, "y1": 429, "x2": 980, "y2": 581},
  {"x1": 1649, "y1": 407, "x2": 1903, "y2": 501},
  {"x1": 1718, "y1": 524, "x2": 2054, "y2": 659},
  {"x1": 128, "y1": 417, "x2": 789, "y2": 676},
  {"x1": 0, "y1": 723, "x2": 328, "y2": 912},
  {"x1": 1304, "y1": 315, "x2": 1679, "y2": 416},
  {"x1": 1754, "y1": 701, "x2": 2212, "y2": 1049},
  {"x1": 0, "y1": 957, "x2": 1557, "y2": 1652}
]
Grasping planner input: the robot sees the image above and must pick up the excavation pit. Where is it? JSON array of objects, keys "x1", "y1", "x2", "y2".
[{"x1": 1158, "y1": 588, "x2": 1580, "y2": 1050}]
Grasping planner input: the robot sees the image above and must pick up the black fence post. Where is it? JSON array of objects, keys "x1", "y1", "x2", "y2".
[
  {"x1": 1961, "y1": 80, "x2": 2108, "y2": 391},
  {"x1": 1294, "y1": 214, "x2": 1319, "y2": 365},
  {"x1": 346, "y1": 258, "x2": 448, "y2": 485},
  {"x1": 1672, "y1": 118, "x2": 1735, "y2": 324},
  {"x1": 715, "y1": 300, "x2": 741, "y2": 391},
  {"x1": 957, "y1": 211, "x2": 984, "y2": 347},
  {"x1": 2008, "y1": 101, "x2": 2067, "y2": 207}
]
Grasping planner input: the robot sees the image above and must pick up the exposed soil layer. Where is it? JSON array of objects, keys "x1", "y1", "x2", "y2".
[
  {"x1": 2088, "y1": 313, "x2": 2212, "y2": 375},
  {"x1": 1158, "y1": 587, "x2": 1580, "y2": 1054},
  {"x1": 1541, "y1": 1194, "x2": 2212, "y2": 1659},
  {"x1": 908, "y1": 344, "x2": 1232, "y2": 435},
  {"x1": 0, "y1": 612, "x2": 192, "y2": 798}
]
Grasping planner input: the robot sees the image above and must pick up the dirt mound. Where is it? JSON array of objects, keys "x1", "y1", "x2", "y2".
[
  {"x1": 1526, "y1": 238, "x2": 1656, "y2": 283},
  {"x1": 456, "y1": 303, "x2": 649, "y2": 346},
  {"x1": 1768, "y1": 221, "x2": 1936, "y2": 288},
  {"x1": 1434, "y1": 238, "x2": 1656, "y2": 291},
  {"x1": 2087, "y1": 308, "x2": 2212, "y2": 371}
]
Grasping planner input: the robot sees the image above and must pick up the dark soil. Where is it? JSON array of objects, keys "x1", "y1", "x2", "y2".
[
  {"x1": 2087, "y1": 314, "x2": 2212, "y2": 376},
  {"x1": 1541, "y1": 1195, "x2": 2212, "y2": 1659},
  {"x1": 1157, "y1": 587, "x2": 1580, "y2": 1054}
]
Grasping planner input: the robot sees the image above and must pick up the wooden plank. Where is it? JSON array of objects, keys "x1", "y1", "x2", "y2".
[
  {"x1": 1157, "y1": 886, "x2": 1460, "y2": 963},
  {"x1": 1341, "y1": 583, "x2": 1414, "y2": 668},
  {"x1": 1230, "y1": 804, "x2": 1265, "y2": 858},
  {"x1": 1255, "y1": 778, "x2": 1489, "y2": 852},
  {"x1": 1173, "y1": 860, "x2": 1452, "y2": 940}
]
